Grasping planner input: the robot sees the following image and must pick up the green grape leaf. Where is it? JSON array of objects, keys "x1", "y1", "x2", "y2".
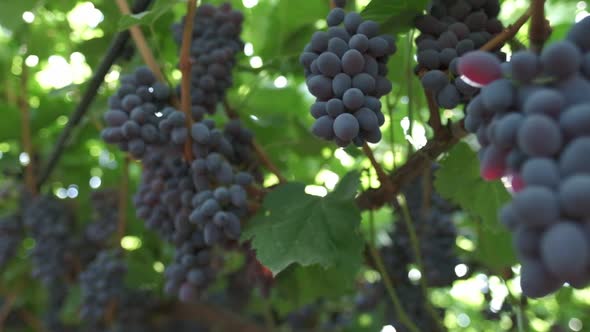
[
  {"x1": 435, "y1": 142, "x2": 516, "y2": 270},
  {"x1": 242, "y1": 172, "x2": 363, "y2": 276},
  {"x1": 117, "y1": 0, "x2": 178, "y2": 30},
  {"x1": 361, "y1": 0, "x2": 430, "y2": 34}
]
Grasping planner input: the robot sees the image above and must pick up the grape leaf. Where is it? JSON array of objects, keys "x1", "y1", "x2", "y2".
[
  {"x1": 361, "y1": 0, "x2": 429, "y2": 34},
  {"x1": 242, "y1": 172, "x2": 363, "y2": 276},
  {"x1": 117, "y1": 0, "x2": 178, "y2": 30},
  {"x1": 435, "y1": 142, "x2": 516, "y2": 270}
]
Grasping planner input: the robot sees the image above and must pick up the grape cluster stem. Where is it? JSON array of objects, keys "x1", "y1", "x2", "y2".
[
  {"x1": 529, "y1": 0, "x2": 549, "y2": 53},
  {"x1": 178, "y1": 0, "x2": 199, "y2": 161}
]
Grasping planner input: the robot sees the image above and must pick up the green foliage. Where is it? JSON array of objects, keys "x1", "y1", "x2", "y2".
[
  {"x1": 435, "y1": 142, "x2": 516, "y2": 270},
  {"x1": 242, "y1": 172, "x2": 363, "y2": 276},
  {"x1": 118, "y1": 0, "x2": 181, "y2": 30},
  {"x1": 362, "y1": 0, "x2": 430, "y2": 34}
]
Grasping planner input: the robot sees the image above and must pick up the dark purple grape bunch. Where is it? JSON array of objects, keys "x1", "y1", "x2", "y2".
[
  {"x1": 301, "y1": 8, "x2": 396, "y2": 147},
  {"x1": 415, "y1": 0, "x2": 505, "y2": 109},
  {"x1": 460, "y1": 17, "x2": 590, "y2": 298},
  {"x1": 0, "y1": 214, "x2": 23, "y2": 269},
  {"x1": 24, "y1": 195, "x2": 76, "y2": 285},
  {"x1": 79, "y1": 250, "x2": 127, "y2": 324},
  {"x1": 134, "y1": 154, "x2": 192, "y2": 243},
  {"x1": 101, "y1": 66, "x2": 173, "y2": 158},
  {"x1": 84, "y1": 189, "x2": 119, "y2": 245},
  {"x1": 164, "y1": 232, "x2": 219, "y2": 302},
  {"x1": 172, "y1": 3, "x2": 244, "y2": 115}
]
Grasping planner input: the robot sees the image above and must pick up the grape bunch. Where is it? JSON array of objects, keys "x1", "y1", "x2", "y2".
[
  {"x1": 23, "y1": 195, "x2": 76, "y2": 285},
  {"x1": 79, "y1": 250, "x2": 127, "y2": 324},
  {"x1": 461, "y1": 17, "x2": 590, "y2": 297},
  {"x1": 164, "y1": 232, "x2": 219, "y2": 303},
  {"x1": 415, "y1": 0, "x2": 506, "y2": 109},
  {"x1": 171, "y1": 3, "x2": 244, "y2": 115},
  {"x1": 0, "y1": 214, "x2": 22, "y2": 269},
  {"x1": 300, "y1": 8, "x2": 396, "y2": 147},
  {"x1": 101, "y1": 66, "x2": 174, "y2": 159},
  {"x1": 390, "y1": 170, "x2": 460, "y2": 287},
  {"x1": 84, "y1": 189, "x2": 119, "y2": 245}
]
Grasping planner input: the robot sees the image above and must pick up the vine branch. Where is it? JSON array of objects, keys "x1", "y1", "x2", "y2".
[
  {"x1": 0, "y1": 293, "x2": 17, "y2": 332},
  {"x1": 178, "y1": 0, "x2": 198, "y2": 161},
  {"x1": 36, "y1": 0, "x2": 153, "y2": 189},
  {"x1": 480, "y1": 9, "x2": 532, "y2": 51},
  {"x1": 424, "y1": 90, "x2": 444, "y2": 138},
  {"x1": 168, "y1": 301, "x2": 270, "y2": 332},
  {"x1": 356, "y1": 121, "x2": 466, "y2": 210}
]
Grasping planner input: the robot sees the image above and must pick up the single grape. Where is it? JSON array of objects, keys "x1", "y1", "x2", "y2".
[
  {"x1": 558, "y1": 175, "x2": 590, "y2": 218},
  {"x1": 517, "y1": 115, "x2": 562, "y2": 157},
  {"x1": 436, "y1": 84, "x2": 460, "y2": 109},
  {"x1": 333, "y1": 113, "x2": 360, "y2": 141},
  {"x1": 540, "y1": 41, "x2": 582, "y2": 79},
  {"x1": 521, "y1": 158, "x2": 560, "y2": 189},
  {"x1": 312, "y1": 116, "x2": 335, "y2": 140},
  {"x1": 522, "y1": 89, "x2": 564, "y2": 119},
  {"x1": 342, "y1": 88, "x2": 365, "y2": 110},
  {"x1": 541, "y1": 222, "x2": 590, "y2": 281},
  {"x1": 421, "y1": 70, "x2": 449, "y2": 92},
  {"x1": 326, "y1": 8, "x2": 346, "y2": 27},
  {"x1": 354, "y1": 108, "x2": 378, "y2": 131},
  {"x1": 512, "y1": 186, "x2": 559, "y2": 228},
  {"x1": 510, "y1": 51, "x2": 540, "y2": 82},
  {"x1": 458, "y1": 51, "x2": 502, "y2": 86},
  {"x1": 332, "y1": 73, "x2": 352, "y2": 98},
  {"x1": 342, "y1": 49, "x2": 365, "y2": 76}
]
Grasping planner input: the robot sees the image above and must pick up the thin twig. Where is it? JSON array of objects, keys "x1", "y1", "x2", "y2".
[
  {"x1": 0, "y1": 293, "x2": 17, "y2": 332},
  {"x1": 115, "y1": 0, "x2": 166, "y2": 83},
  {"x1": 117, "y1": 156, "x2": 130, "y2": 243},
  {"x1": 18, "y1": 309, "x2": 46, "y2": 332},
  {"x1": 480, "y1": 10, "x2": 532, "y2": 51},
  {"x1": 397, "y1": 194, "x2": 445, "y2": 332},
  {"x1": 223, "y1": 100, "x2": 287, "y2": 184},
  {"x1": 368, "y1": 245, "x2": 420, "y2": 332},
  {"x1": 362, "y1": 142, "x2": 393, "y2": 194},
  {"x1": 178, "y1": 0, "x2": 198, "y2": 161},
  {"x1": 529, "y1": 0, "x2": 548, "y2": 53},
  {"x1": 36, "y1": 0, "x2": 153, "y2": 189},
  {"x1": 18, "y1": 65, "x2": 36, "y2": 196}
]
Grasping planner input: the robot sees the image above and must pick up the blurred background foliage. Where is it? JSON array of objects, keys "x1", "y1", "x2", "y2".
[{"x1": 0, "y1": 0, "x2": 589, "y2": 331}]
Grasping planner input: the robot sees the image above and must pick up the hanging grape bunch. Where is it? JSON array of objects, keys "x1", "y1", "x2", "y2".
[
  {"x1": 460, "y1": 16, "x2": 590, "y2": 298},
  {"x1": 416, "y1": 0, "x2": 505, "y2": 109},
  {"x1": 300, "y1": 8, "x2": 397, "y2": 147}
]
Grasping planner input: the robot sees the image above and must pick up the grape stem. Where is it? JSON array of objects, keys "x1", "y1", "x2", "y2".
[
  {"x1": 35, "y1": 0, "x2": 153, "y2": 189},
  {"x1": 17, "y1": 63, "x2": 36, "y2": 196},
  {"x1": 529, "y1": 0, "x2": 549, "y2": 53},
  {"x1": 397, "y1": 194, "x2": 445, "y2": 332},
  {"x1": 222, "y1": 100, "x2": 288, "y2": 184},
  {"x1": 362, "y1": 143, "x2": 394, "y2": 194},
  {"x1": 368, "y1": 243, "x2": 421, "y2": 332},
  {"x1": 178, "y1": 0, "x2": 198, "y2": 161},
  {"x1": 115, "y1": 0, "x2": 167, "y2": 83},
  {"x1": 117, "y1": 156, "x2": 130, "y2": 243},
  {"x1": 424, "y1": 90, "x2": 444, "y2": 138}
]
